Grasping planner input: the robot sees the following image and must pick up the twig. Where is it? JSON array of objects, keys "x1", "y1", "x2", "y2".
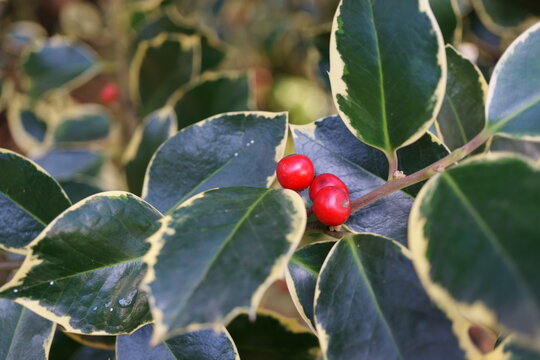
[
  {"x1": 0, "y1": 260, "x2": 23, "y2": 271},
  {"x1": 305, "y1": 221, "x2": 347, "y2": 239},
  {"x1": 350, "y1": 129, "x2": 492, "y2": 213}
]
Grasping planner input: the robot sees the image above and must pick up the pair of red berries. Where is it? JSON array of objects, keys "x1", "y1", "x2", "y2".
[{"x1": 276, "y1": 154, "x2": 351, "y2": 226}]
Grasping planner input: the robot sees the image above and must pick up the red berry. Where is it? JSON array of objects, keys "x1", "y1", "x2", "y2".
[
  {"x1": 276, "y1": 154, "x2": 314, "y2": 191},
  {"x1": 312, "y1": 186, "x2": 351, "y2": 226},
  {"x1": 100, "y1": 83, "x2": 119, "y2": 104},
  {"x1": 309, "y1": 173, "x2": 348, "y2": 201}
]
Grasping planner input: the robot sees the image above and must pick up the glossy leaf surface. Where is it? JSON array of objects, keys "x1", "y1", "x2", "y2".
[
  {"x1": 487, "y1": 23, "x2": 540, "y2": 140},
  {"x1": 117, "y1": 324, "x2": 238, "y2": 360},
  {"x1": 329, "y1": 0, "x2": 445, "y2": 153},
  {"x1": 410, "y1": 154, "x2": 540, "y2": 348},
  {"x1": 0, "y1": 149, "x2": 71, "y2": 252},
  {"x1": 0, "y1": 299, "x2": 56, "y2": 360},
  {"x1": 143, "y1": 112, "x2": 287, "y2": 213},
  {"x1": 437, "y1": 45, "x2": 486, "y2": 150},
  {"x1": 0, "y1": 192, "x2": 161, "y2": 335},
  {"x1": 315, "y1": 234, "x2": 465, "y2": 360},
  {"x1": 54, "y1": 105, "x2": 111, "y2": 143},
  {"x1": 143, "y1": 187, "x2": 306, "y2": 341}
]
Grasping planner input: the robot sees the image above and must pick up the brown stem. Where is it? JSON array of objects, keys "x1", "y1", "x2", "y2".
[
  {"x1": 351, "y1": 130, "x2": 492, "y2": 213},
  {"x1": 386, "y1": 150, "x2": 399, "y2": 181}
]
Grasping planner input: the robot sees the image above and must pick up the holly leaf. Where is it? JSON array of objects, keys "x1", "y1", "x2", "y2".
[
  {"x1": 131, "y1": 34, "x2": 200, "y2": 116},
  {"x1": 430, "y1": 0, "x2": 462, "y2": 43},
  {"x1": 437, "y1": 45, "x2": 486, "y2": 150},
  {"x1": 0, "y1": 149, "x2": 71, "y2": 253},
  {"x1": 0, "y1": 192, "x2": 162, "y2": 335},
  {"x1": 116, "y1": 324, "x2": 239, "y2": 360},
  {"x1": 315, "y1": 234, "x2": 467, "y2": 360},
  {"x1": 472, "y1": 0, "x2": 535, "y2": 35},
  {"x1": 292, "y1": 116, "x2": 448, "y2": 244},
  {"x1": 143, "y1": 111, "x2": 287, "y2": 213},
  {"x1": 54, "y1": 104, "x2": 111, "y2": 143},
  {"x1": 123, "y1": 107, "x2": 177, "y2": 196},
  {"x1": 227, "y1": 311, "x2": 321, "y2": 360},
  {"x1": 32, "y1": 150, "x2": 104, "y2": 182},
  {"x1": 171, "y1": 72, "x2": 254, "y2": 130},
  {"x1": 329, "y1": 0, "x2": 445, "y2": 155},
  {"x1": 0, "y1": 299, "x2": 56, "y2": 360},
  {"x1": 410, "y1": 154, "x2": 540, "y2": 350},
  {"x1": 142, "y1": 187, "x2": 306, "y2": 342},
  {"x1": 286, "y1": 241, "x2": 335, "y2": 330},
  {"x1": 21, "y1": 37, "x2": 99, "y2": 99},
  {"x1": 487, "y1": 23, "x2": 540, "y2": 140}
]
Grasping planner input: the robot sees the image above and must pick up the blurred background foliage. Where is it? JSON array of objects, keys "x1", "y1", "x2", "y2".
[{"x1": 0, "y1": 0, "x2": 539, "y2": 357}]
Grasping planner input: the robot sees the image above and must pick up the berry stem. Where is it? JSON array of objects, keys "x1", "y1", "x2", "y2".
[
  {"x1": 350, "y1": 129, "x2": 492, "y2": 213},
  {"x1": 305, "y1": 221, "x2": 347, "y2": 239}
]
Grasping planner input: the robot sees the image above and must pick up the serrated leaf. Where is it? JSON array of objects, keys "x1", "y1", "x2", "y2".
[
  {"x1": 292, "y1": 116, "x2": 448, "y2": 244},
  {"x1": 33, "y1": 149, "x2": 104, "y2": 182},
  {"x1": 0, "y1": 299, "x2": 56, "y2": 360},
  {"x1": 315, "y1": 234, "x2": 466, "y2": 360},
  {"x1": 142, "y1": 187, "x2": 306, "y2": 342},
  {"x1": 0, "y1": 192, "x2": 161, "y2": 335},
  {"x1": 131, "y1": 34, "x2": 200, "y2": 116},
  {"x1": 410, "y1": 154, "x2": 540, "y2": 350},
  {"x1": 116, "y1": 324, "x2": 239, "y2": 360},
  {"x1": 227, "y1": 311, "x2": 321, "y2": 360},
  {"x1": 430, "y1": 0, "x2": 462, "y2": 43},
  {"x1": 63, "y1": 332, "x2": 115, "y2": 351},
  {"x1": 0, "y1": 149, "x2": 71, "y2": 253},
  {"x1": 171, "y1": 72, "x2": 254, "y2": 130},
  {"x1": 329, "y1": 0, "x2": 446, "y2": 154},
  {"x1": 437, "y1": 45, "x2": 487, "y2": 150},
  {"x1": 286, "y1": 241, "x2": 335, "y2": 330},
  {"x1": 21, "y1": 37, "x2": 99, "y2": 99},
  {"x1": 54, "y1": 105, "x2": 110, "y2": 143},
  {"x1": 487, "y1": 23, "x2": 540, "y2": 140},
  {"x1": 123, "y1": 107, "x2": 177, "y2": 196},
  {"x1": 143, "y1": 111, "x2": 287, "y2": 213}
]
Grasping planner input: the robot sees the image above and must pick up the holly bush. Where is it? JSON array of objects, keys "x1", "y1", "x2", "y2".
[{"x1": 1, "y1": 0, "x2": 540, "y2": 359}]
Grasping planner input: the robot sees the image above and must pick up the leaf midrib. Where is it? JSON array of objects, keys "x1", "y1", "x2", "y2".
[
  {"x1": 441, "y1": 172, "x2": 540, "y2": 311},
  {"x1": 167, "y1": 189, "x2": 272, "y2": 326},
  {"x1": 5, "y1": 307, "x2": 25, "y2": 358},
  {"x1": 491, "y1": 94, "x2": 540, "y2": 132},
  {"x1": 346, "y1": 238, "x2": 405, "y2": 360}
]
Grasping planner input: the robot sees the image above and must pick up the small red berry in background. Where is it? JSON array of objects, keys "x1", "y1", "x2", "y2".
[
  {"x1": 276, "y1": 154, "x2": 315, "y2": 191},
  {"x1": 309, "y1": 173, "x2": 349, "y2": 201},
  {"x1": 100, "y1": 82, "x2": 119, "y2": 104},
  {"x1": 312, "y1": 186, "x2": 351, "y2": 226}
]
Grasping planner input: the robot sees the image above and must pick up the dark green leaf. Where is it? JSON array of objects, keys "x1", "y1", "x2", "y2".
[
  {"x1": 142, "y1": 187, "x2": 306, "y2": 342},
  {"x1": 143, "y1": 112, "x2": 287, "y2": 213},
  {"x1": 20, "y1": 110, "x2": 47, "y2": 142},
  {"x1": 0, "y1": 192, "x2": 161, "y2": 335},
  {"x1": 292, "y1": 116, "x2": 413, "y2": 244},
  {"x1": 7, "y1": 96, "x2": 48, "y2": 151},
  {"x1": 410, "y1": 154, "x2": 540, "y2": 349},
  {"x1": 286, "y1": 241, "x2": 335, "y2": 330},
  {"x1": 315, "y1": 234, "x2": 466, "y2": 360},
  {"x1": 437, "y1": 45, "x2": 487, "y2": 150},
  {"x1": 329, "y1": 0, "x2": 445, "y2": 153},
  {"x1": 132, "y1": 34, "x2": 199, "y2": 116},
  {"x1": 54, "y1": 105, "x2": 111, "y2": 143},
  {"x1": 171, "y1": 72, "x2": 254, "y2": 130},
  {"x1": 430, "y1": 0, "x2": 461, "y2": 43},
  {"x1": 0, "y1": 149, "x2": 71, "y2": 253},
  {"x1": 487, "y1": 23, "x2": 540, "y2": 140},
  {"x1": 33, "y1": 150, "x2": 104, "y2": 182},
  {"x1": 473, "y1": 0, "x2": 533, "y2": 34},
  {"x1": 490, "y1": 136, "x2": 540, "y2": 161},
  {"x1": 227, "y1": 311, "x2": 321, "y2": 360},
  {"x1": 123, "y1": 107, "x2": 177, "y2": 196},
  {"x1": 0, "y1": 299, "x2": 56, "y2": 360},
  {"x1": 21, "y1": 37, "x2": 99, "y2": 99},
  {"x1": 116, "y1": 324, "x2": 239, "y2": 360}
]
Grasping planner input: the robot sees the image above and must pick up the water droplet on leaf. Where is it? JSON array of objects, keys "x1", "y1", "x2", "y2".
[{"x1": 118, "y1": 289, "x2": 138, "y2": 308}]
